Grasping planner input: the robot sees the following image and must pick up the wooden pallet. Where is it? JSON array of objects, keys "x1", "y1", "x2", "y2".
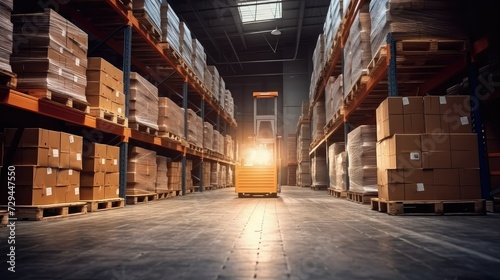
[
  {"x1": 343, "y1": 74, "x2": 369, "y2": 105},
  {"x1": 0, "y1": 68, "x2": 17, "y2": 89},
  {"x1": 118, "y1": 0, "x2": 132, "y2": 10},
  {"x1": 82, "y1": 198, "x2": 124, "y2": 212},
  {"x1": 158, "y1": 131, "x2": 182, "y2": 142},
  {"x1": 26, "y1": 89, "x2": 90, "y2": 113},
  {"x1": 324, "y1": 108, "x2": 344, "y2": 134},
  {"x1": 126, "y1": 193, "x2": 158, "y2": 204},
  {"x1": 3, "y1": 202, "x2": 87, "y2": 221},
  {"x1": 311, "y1": 185, "x2": 328, "y2": 191},
  {"x1": 156, "y1": 191, "x2": 177, "y2": 200},
  {"x1": 328, "y1": 188, "x2": 347, "y2": 198},
  {"x1": 396, "y1": 40, "x2": 467, "y2": 54},
  {"x1": 89, "y1": 108, "x2": 128, "y2": 126},
  {"x1": 133, "y1": 11, "x2": 162, "y2": 41},
  {"x1": 371, "y1": 198, "x2": 486, "y2": 216},
  {"x1": 367, "y1": 45, "x2": 388, "y2": 75},
  {"x1": 129, "y1": 122, "x2": 158, "y2": 136},
  {"x1": 347, "y1": 191, "x2": 378, "y2": 204},
  {"x1": 486, "y1": 198, "x2": 500, "y2": 213},
  {"x1": 189, "y1": 143, "x2": 203, "y2": 153}
]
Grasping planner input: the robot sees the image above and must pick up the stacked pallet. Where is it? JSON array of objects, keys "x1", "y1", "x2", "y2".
[
  {"x1": 2, "y1": 128, "x2": 83, "y2": 205},
  {"x1": 220, "y1": 165, "x2": 227, "y2": 187},
  {"x1": 160, "y1": 2, "x2": 181, "y2": 54},
  {"x1": 347, "y1": 125, "x2": 378, "y2": 194},
  {"x1": 328, "y1": 142, "x2": 346, "y2": 192},
  {"x1": 344, "y1": 6, "x2": 371, "y2": 97},
  {"x1": 167, "y1": 160, "x2": 181, "y2": 191},
  {"x1": 204, "y1": 66, "x2": 213, "y2": 94},
  {"x1": 0, "y1": 0, "x2": 13, "y2": 74},
  {"x1": 133, "y1": 0, "x2": 162, "y2": 41},
  {"x1": 129, "y1": 72, "x2": 159, "y2": 133},
  {"x1": 309, "y1": 34, "x2": 325, "y2": 99},
  {"x1": 158, "y1": 97, "x2": 183, "y2": 139},
  {"x1": 203, "y1": 122, "x2": 214, "y2": 151},
  {"x1": 287, "y1": 165, "x2": 297, "y2": 186},
  {"x1": 86, "y1": 58, "x2": 126, "y2": 122},
  {"x1": 311, "y1": 155, "x2": 328, "y2": 189},
  {"x1": 219, "y1": 77, "x2": 226, "y2": 105},
  {"x1": 369, "y1": 0, "x2": 465, "y2": 56},
  {"x1": 224, "y1": 90, "x2": 235, "y2": 120},
  {"x1": 311, "y1": 101, "x2": 326, "y2": 143},
  {"x1": 192, "y1": 38, "x2": 206, "y2": 81},
  {"x1": 376, "y1": 96, "x2": 481, "y2": 201},
  {"x1": 287, "y1": 134, "x2": 297, "y2": 165},
  {"x1": 227, "y1": 165, "x2": 233, "y2": 187},
  {"x1": 211, "y1": 162, "x2": 220, "y2": 187},
  {"x1": 207, "y1": 66, "x2": 220, "y2": 101},
  {"x1": 325, "y1": 75, "x2": 343, "y2": 125},
  {"x1": 11, "y1": 9, "x2": 88, "y2": 104},
  {"x1": 186, "y1": 159, "x2": 193, "y2": 191},
  {"x1": 127, "y1": 146, "x2": 157, "y2": 195},
  {"x1": 323, "y1": 0, "x2": 343, "y2": 63},
  {"x1": 180, "y1": 21, "x2": 193, "y2": 70},
  {"x1": 202, "y1": 161, "x2": 211, "y2": 189},
  {"x1": 156, "y1": 155, "x2": 169, "y2": 193},
  {"x1": 224, "y1": 135, "x2": 234, "y2": 160},
  {"x1": 297, "y1": 116, "x2": 311, "y2": 187},
  {"x1": 187, "y1": 109, "x2": 202, "y2": 147},
  {"x1": 213, "y1": 130, "x2": 224, "y2": 155}
]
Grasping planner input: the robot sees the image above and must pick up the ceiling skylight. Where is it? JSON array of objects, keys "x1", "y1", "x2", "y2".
[{"x1": 238, "y1": 0, "x2": 282, "y2": 24}]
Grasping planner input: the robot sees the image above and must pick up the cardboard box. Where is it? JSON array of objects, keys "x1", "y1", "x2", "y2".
[
  {"x1": 105, "y1": 173, "x2": 119, "y2": 186},
  {"x1": 15, "y1": 166, "x2": 56, "y2": 188},
  {"x1": 423, "y1": 96, "x2": 440, "y2": 115},
  {"x1": 87, "y1": 57, "x2": 123, "y2": 82},
  {"x1": 403, "y1": 114, "x2": 425, "y2": 134},
  {"x1": 444, "y1": 114, "x2": 472, "y2": 133},
  {"x1": 451, "y1": 151, "x2": 479, "y2": 168},
  {"x1": 434, "y1": 169, "x2": 460, "y2": 186},
  {"x1": 439, "y1": 95, "x2": 471, "y2": 115},
  {"x1": 10, "y1": 147, "x2": 49, "y2": 166},
  {"x1": 68, "y1": 169, "x2": 80, "y2": 185},
  {"x1": 378, "y1": 183, "x2": 405, "y2": 201},
  {"x1": 424, "y1": 114, "x2": 445, "y2": 133},
  {"x1": 405, "y1": 183, "x2": 435, "y2": 200},
  {"x1": 59, "y1": 151, "x2": 70, "y2": 169},
  {"x1": 81, "y1": 172, "x2": 105, "y2": 187},
  {"x1": 86, "y1": 70, "x2": 121, "y2": 90},
  {"x1": 384, "y1": 134, "x2": 422, "y2": 169},
  {"x1": 107, "y1": 146, "x2": 120, "y2": 173},
  {"x1": 83, "y1": 142, "x2": 107, "y2": 158},
  {"x1": 86, "y1": 95, "x2": 112, "y2": 111},
  {"x1": 404, "y1": 169, "x2": 434, "y2": 185},
  {"x1": 86, "y1": 81, "x2": 115, "y2": 100},
  {"x1": 422, "y1": 151, "x2": 451, "y2": 169},
  {"x1": 54, "y1": 186, "x2": 68, "y2": 203},
  {"x1": 450, "y1": 134, "x2": 478, "y2": 151},
  {"x1": 104, "y1": 185, "x2": 120, "y2": 199},
  {"x1": 460, "y1": 185, "x2": 481, "y2": 199},
  {"x1": 111, "y1": 102, "x2": 124, "y2": 117},
  {"x1": 459, "y1": 168, "x2": 480, "y2": 186},
  {"x1": 60, "y1": 132, "x2": 72, "y2": 153},
  {"x1": 69, "y1": 135, "x2": 83, "y2": 170},
  {"x1": 377, "y1": 115, "x2": 404, "y2": 142},
  {"x1": 435, "y1": 185, "x2": 460, "y2": 200},
  {"x1": 378, "y1": 169, "x2": 405, "y2": 186},
  {"x1": 57, "y1": 169, "x2": 69, "y2": 186},
  {"x1": 15, "y1": 185, "x2": 55, "y2": 205},
  {"x1": 82, "y1": 157, "x2": 104, "y2": 172},
  {"x1": 66, "y1": 185, "x2": 80, "y2": 202},
  {"x1": 421, "y1": 134, "x2": 451, "y2": 152},
  {"x1": 4, "y1": 128, "x2": 49, "y2": 148},
  {"x1": 80, "y1": 186, "x2": 105, "y2": 200}
]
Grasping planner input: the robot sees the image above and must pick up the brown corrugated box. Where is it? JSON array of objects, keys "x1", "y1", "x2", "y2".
[
  {"x1": 420, "y1": 133, "x2": 451, "y2": 152},
  {"x1": 404, "y1": 169, "x2": 434, "y2": 200},
  {"x1": 87, "y1": 57, "x2": 123, "y2": 82},
  {"x1": 69, "y1": 134, "x2": 83, "y2": 170},
  {"x1": 435, "y1": 185, "x2": 460, "y2": 200},
  {"x1": 83, "y1": 142, "x2": 107, "y2": 158},
  {"x1": 451, "y1": 151, "x2": 479, "y2": 168},
  {"x1": 104, "y1": 185, "x2": 119, "y2": 199},
  {"x1": 377, "y1": 169, "x2": 405, "y2": 186},
  {"x1": 54, "y1": 186, "x2": 68, "y2": 203},
  {"x1": 105, "y1": 173, "x2": 119, "y2": 186},
  {"x1": 15, "y1": 166, "x2": 56, "y2": 188},
  {"x1": 86, "y1": 96, "x2": 112, "y2": 111},
  {"x1": 80, "y1": 186, "x2": 105, "y2": 200},
  {"x1": 111, "y1": 102, "x2": 124, "y2": 117},
  {"x1": 81, "y1": 172, "x2": 105, "y2": 187},
  {"x1": 382, "y1": 134, "x2": 422, "y2": 169},
  {"x1": 422, "y1": 151, "x2": 451, "y2": 169},
  {"x1": 376, "y1": 97, "x2": 424, "y2": 141},
  {"x1": 107, "y1": 145, "x2": 120, "y2": 173},
  {"x1": 66, "y1": 185, "x2": 81, "y2": 202},
  {"x1": 378, "y1": 183, "x2": 405, "y2": 201},
  {"x1": 56, "y1": 169, "x2": 69, "y2": 186},
  {"x1": 87, "y1": 71, "x2": 122, "y2": 90},
  {"x1": 86, "y1": 81, "x2": 116, "y2": 100},
  {"x1": 10, "y1": 147, "x2": 49, "y2": 166},
  {"x1": 15, "y1": 185, "x2": 55, "y2": 205},
  {"x1": 4, "y1": 128, "x2": 49, "y2": 148},
  {"x1": 82, "y1": 157, "x2": 104, "y2": 172},
  {"x1": 434, "y1": 169, "x2": 459, "y2": 186}
]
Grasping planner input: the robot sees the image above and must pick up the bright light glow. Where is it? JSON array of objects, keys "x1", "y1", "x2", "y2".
[
  {"x1": 238, "y1": 0, "x2": 282, "y2": 24},
  {"x1": 242, "y1": 145, "x2": 273, "y2": 166}
]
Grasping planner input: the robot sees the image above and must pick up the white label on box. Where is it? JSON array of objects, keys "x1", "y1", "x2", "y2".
[
  {"x1": 69, "y1": 169, "x2": 73, "y2": 176},
  {"x1": 69, "y1": 135, "x2": 74, "y2": 143},
  {"x1": 75, "y1": 58, "x2": 80, "y2": 67},
  {"x1": 410, "y1": 152, "x2": 420, "y2": 161},
  {"x1": 59, "y1": 47, "x2": 64, "y2": 54},
  {"x1": 416, "y1": 183, "x2": 425, "y2": 192},
  {"x1": 74, "y1": 75, "x2": 78, "y2": 83},
  {"x1": 47, "y1": 167, "x2": 52, "y2": 175},
  {"x1": 102, "y1": 158, "x2": 106, "y2": 165},
  {"x1": 76, "y1": 153, "x2": 82, "y2": 161},
  {"x1": 62, "y1": 28, "x2": 66, "y2": 37},
  {"x1": 114, "y1": 159, "x2": 118, "y2": 166},
  {"x1": 75, "y1": 187, "x2": 80, "y2": 195},
  {"x1": 53, "y1": 149, "x2": 59, "y2": 158},
  {"x1": 439, "y1": 96, "x2": 447, "y2": 104},
  {"x1": 402, "y1": 97, "x2": 409, "y2": 105},
  {"x1": 58, "y1": 68, "x2": 63, "y2": 76},
  {"x1": 118, "y1": 107, "x2": 122, "y2": 114},
  {"x1": 116, "y1": 189, "x2": 119, "y2": 195},
  {"x1": 46, "y1": 187, "x2": 53, "y2": 196},
  {"x1": 461, "y1": 117, "x2": 469, "y2": 125},
  {"x1": 116, "y1": 91, "x2": 120, "y2": 97}
]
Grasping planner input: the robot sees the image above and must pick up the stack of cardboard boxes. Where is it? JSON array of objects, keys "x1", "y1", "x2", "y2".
[
  {"x1": 347, "y1": 125, "x2": 378, "y2": 193},
  {"x1": 186, "y1": 159, "x2": 193, "y2": 191},
  {"x1": 202, "y1": 161, "x2": 211, "y2": 189},
  {"x1": 328, "y1": 142, "x2": 346, "y2": 192},
  {"x1": 158, "y1": 97, "x2": 183, "y2": 139},
  {"x1": 160, "y1": 2, "x2": 181, "y2": 54},
  {"x1": 81, "y1": 142, "x2": 120, "y2": 200},
  {"x1": 297, "y1": 101, "x2": 312, "y2": 187},
  {"x1": 167, "y1": 160, "x2": 181, "y2": 191},
  {"x1": 211, "y1": 162, "x2": 220, "y2": 187},
  {"x1": 0, "y1": 0, "x2": 13, "y2": 73},
  {"x1": 192, "y1": 38, "x2": 206, "y2": 81},
  {"x1": 203, "y1": 122, "x2": 214, "y2": 151},
  {"x1": 129, "y1": 72, "x2": 159, "y2": 131},
  {"x1": 127, "y1": 146, "x2": 157, "y2": 195},
  {"x1": 179, "y1": 21, "x2": 193, "y2": 69},
  {"x1": 156, "y1": 155, "x2": 169, "y2": 193},
  {"x1": 133, "y1": 0, "x2": 162, "y2": 41},
  {"x1": 3, "y1": 128, "x2": 83, "y2": 205},
  {"x1": 325, "y1": 75, "x2": 344, "y2": 124},
  {"x1": 86, "y1": 58, "x2": 125, "y2": 118},
  {"x1": 11, "y1": 9, "x2": 88, "y2": 103},
  {"x1": 376, "y1": 96, "x2": 480, "y2": 201},
  {"x1": 207, "y1": 66, "x2": 220, "y2": 101},
  {"x1": 187, "y1": 109, "x2": 202, "y2": 147}
]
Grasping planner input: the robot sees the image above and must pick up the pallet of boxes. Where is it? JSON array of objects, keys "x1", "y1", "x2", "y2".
[
  {"x1": 129, "y1": 72, "x2": 159, "y2": 135},
  {"x1": 0, "y1": 0, "x2": 17, "y2": 89},
  {"x1": 1, "y1": 129, "x2": 88, "y2": 220},
  {"x1": 373, "y1": 96, "x2": 486, "y2": 215},
  {"x1": 126, "y1": 146, "x2": 158, "y2": 204},
  {"x1": 296, "y1": 101, "x2": 312, "y2": 188}
]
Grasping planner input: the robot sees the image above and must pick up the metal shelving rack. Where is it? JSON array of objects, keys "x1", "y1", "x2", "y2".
[
  {"x1": 0, "y1": 0, "x2": 236, "y2": 199},
  {"x1": 307, "y1": 0, "x2": 491, "y2": 196}
]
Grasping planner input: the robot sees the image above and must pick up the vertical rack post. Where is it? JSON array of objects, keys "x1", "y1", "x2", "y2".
[
  {"x1": 119, "y1": 24, "x2": 132, "y2": 201},
  {"x1": 199, "y1": 98, "x2": 205, "y2": 192},
  {"x1": 344, "y1": 122, "x2": 350, "y2": 191},
  {"x1": 387, "y1": 34, "x2": 398, "y2": 97},
  {"x1": 182, "y1": 81, "x2": 188, "y2": 196}
]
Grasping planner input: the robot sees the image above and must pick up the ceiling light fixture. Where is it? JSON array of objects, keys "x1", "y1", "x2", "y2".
[{"x1": 271, "y1": 27, "x2": 281, "y2": 36}]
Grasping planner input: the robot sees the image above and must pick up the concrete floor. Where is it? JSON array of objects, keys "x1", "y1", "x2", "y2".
[{"x1": 1, "y1": 186, "x2": 500, "y2": 280}]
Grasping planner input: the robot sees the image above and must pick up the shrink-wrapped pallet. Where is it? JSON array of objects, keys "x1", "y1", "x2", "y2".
[
  {"x1": 156, "y1": 155, "x2": 169, "y2": 192},
  {"x1": 186, "y1": 159, "x2": 193, "y2": 190},
  {"x1": 220, "y1": 165, "x2": 227, "y2": 187},
  {"x1": 219, "y1": 77, "x2": 226, "y2": 105},
  {"x1": 203, "y1": 122, "x2": 214, "y2": 151},
  {"x1": 202, "y1": 161, "x2": 211, "y2": 188},
  {"x1": 369, "y1": 0, "x2": 466, "y2": 56},
  {"x1": 207, "y1": 65, "x2": 220, "y2": 100},
  {"x1": 160, "y1": 2, "x2": 181, "y2": 54},
  {"x1": 298, "y1": 162, "x2": 311, "y2": 187},
  {"x1": 336, "y1": 152, "x2": 348, "y2": 191},
  {"x1": 167, "y1": 160, "x2": 181, "y2": 191},
  {"x1": 311, "y1": 156, "x2": 328, "y2": 187},
  {"x1": 325, "y1": 75, "x2": 344, "y2": 123},
  {"x1": 180, "y1": 21, "x2": 193, "y2": 69},
  {"x1": 192, "y1": 38, "x2": 206, "y2": 81},
  {"x1": 310, "y1": 34, "x2": 325, "y2": 98},
  {"x1": 133, "y1": 0, "x2": 162, "y2": 40},
  {"x1": 158, "y1": 97, "x2": 183, "y2": 138},
  {"x1": 328, "y1": 142, "x2": 346, "y2": 191},
  {"x1": 11, "y1": 9, "x2": 88, "y2": 103},
  {"x1": 0, "y1": 1, "x2": 13, "y2": 73},
  {"x1": 211, "y1": 162, "x2": 220, "y2": 186},
  {"x1": 347, "y1": 125, "x2": 377, "y2": 193},
  {"x1": 187, "y1": 109, "x2": 201, "y2": 146},
  {"x1": 287, "y1": 134, "x2": 297, "y2": 164},
  {"x1": 323, "y1": 0, "x2": 343, "y2": 62},
  {"x1": 312, "y1": 101, "x2": 326, "y2": 142},
  {"x1": 204, "y1": 66, "x2": 213, "y2": 92},
  {"x1": 127, "y1": 147, "x2": 157, "y2": 195},
  {"x1": 129, "y1": 72, "x2": 159, "y2": 130}
]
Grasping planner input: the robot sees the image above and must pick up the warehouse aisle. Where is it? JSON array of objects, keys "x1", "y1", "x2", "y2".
[{"x1": 1, "y1": 187, "x2": 500, "y2": 280}]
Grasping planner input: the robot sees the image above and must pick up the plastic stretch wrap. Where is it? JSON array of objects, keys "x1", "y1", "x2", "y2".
[
  {"x1": 0, "y1": 6, "x2": 13, "y2": 73},
  {"x1": 328, "y1": 142, "x2": 345, "y2": 190},
  {"x1": 156, "y1": 155, "x2": 169, "y2": 192},
  {"x1": 323, "y1": 0, "x2": 342, "y2": 61},
  {"x1": 288, "y1": 165, "x2": 297, "y2": 186},
  {"x1": 202, "y1": 162, "x2": 211, "y2": 187},
  {"x1": 192, "y1": 38, "x2": 206, "y2": 81},
  {"x1": 204, "y1": 66, "x2": 213, "y2": 91},
  {"x1": 325, "y1": 77, "x2": 336, "y2": 121},
  {"x1": 297, "y1": 123, "x2": 311, "y2": 163},
  {"x1": 344, "y1": 8, "x2": 372, "y2": 96},
  {"x1": 133, "y1": 0, "x2": 162, "y2": 36},
  {"x1": 224, "y1": 135, "x2": 234, "y2": 160},
  {"x1": 211, "y1": 162, "x2": 220, "y2": 186},
  {"x1": 287, "y1": 134, "x2": 297, "y2": 164},
  {"x1": 311, "y1": 156, "x2": 328, "y2": 187},
  {"x1": 160, "y1": 2, "x2": 181, "y2": 54},
  {"x1": 298, "y1": 162, "x2": 311, "y2": 186},
  {"x1": 213, "y1": 130, "x2": 221, "y2": 154},
  {"x1": 310, "y1": 34, "x2": 325, "y2": 98},
  {"x1": 219, "y1": 133, "x2": 225, "y2": 154},
  {"x1": 336, "y1": 152, "x2": 348, "y2": 191},
  {"x1": 203, "y1": 122, "x2": 214, "y2": 151},
  {"x1": 167, "y1": 160, "x2": 181, "y2": 191},
  {"x1": 11, "y1": 9, "x2": 89, "y2": 103},
  {"x1": 219, "y1": 77, "x2": 226, "y2": 105},
  {"x1": 220, "y1": 165, "x2": 227, "y2": 186},
  {"x1": 187, "y1": 109, "x2": 201, "y2": 145},
  {"x1": 227, "y1": 166, "x2": 233, "y2": 186},
  {"x1": 347, "y1": 125, "x2": 377, "y2": 193},
  {"x1": 158, "y1": 97, "x2": 183, "y2": 137},
  {"x1": 186, "y1": 160, "x2": 193, "y2": 189},
  {"x1": 207, "y1": 66, "x2": 220, "y2": 100},
  {"x1": 369, "y1": 0, "x2": 466, "y2": 56},
  {"x1": 127, "y1": 147, "x2": 157, "y2": 195},
  {"x1": 224, "y1": 92, "x2": 235, "y2": 119},
  {"x1": 129, "y1": 72, "x2": 159, "y2": 130},
  {"x1": 1, "y1": 0, "x2": 13, "y2": 10},
  {"x1": 180, "y1": 22, "x2": 193, "y2": 69},
  {"x1": 312, "y1": 101, "x2": 326, "y2": 141}
]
